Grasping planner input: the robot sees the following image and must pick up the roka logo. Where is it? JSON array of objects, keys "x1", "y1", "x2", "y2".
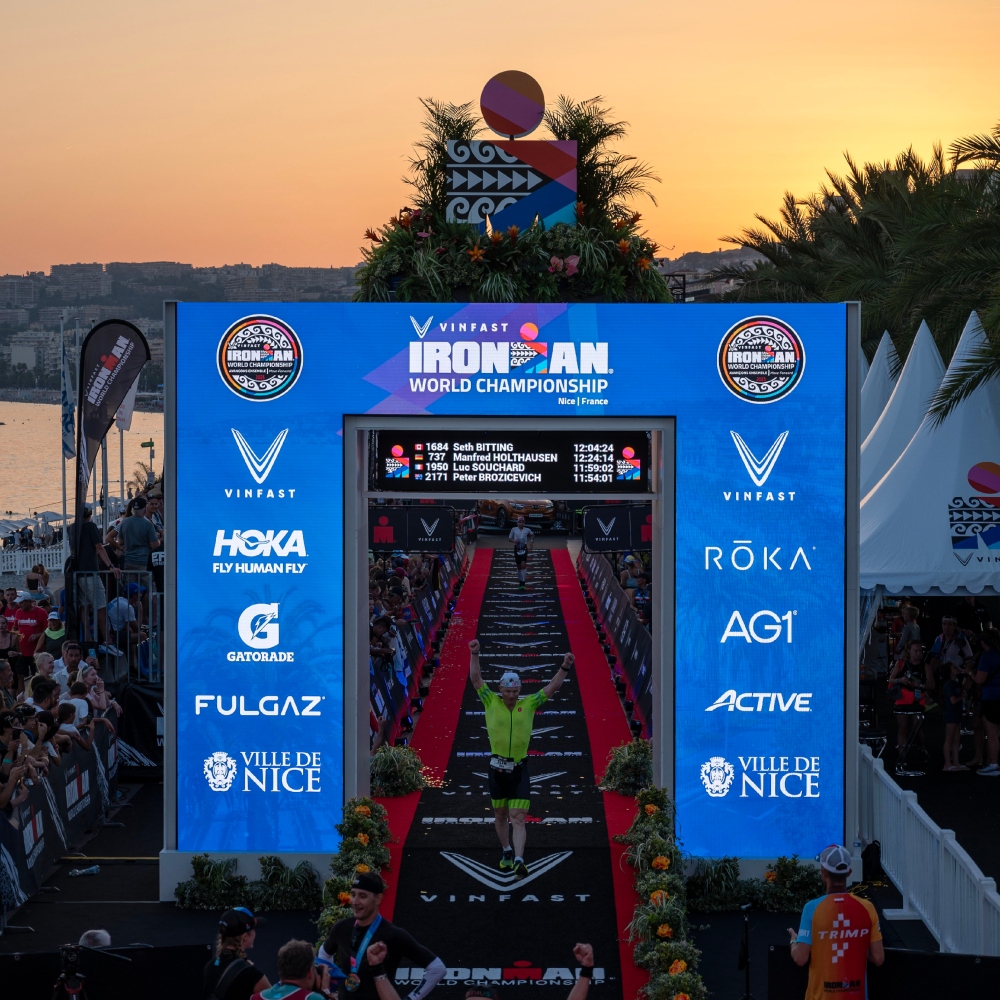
[
  {"x1": 204, "y1": 752, "x2": 238, "y2": 792},
  {"x1": 731, "y1": 430, "x2": 788, "y2": 486},
  {"x1": 238, "y1": 603, "x2": 280, "y2": 649},
  {"x1": 232, "y1": 428, "x2": 288, "y2": 484},
  {"x1": 596, "y1": 517, "x2": 616, "y2": 535},
  {"x1": 700, "y1": 757, "x2": 735, "y2": 797}
]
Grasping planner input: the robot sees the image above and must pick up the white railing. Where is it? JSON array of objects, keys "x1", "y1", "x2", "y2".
[
  {"x1": 0, "y1": 542, "x2": 69, "y2": 576},
  {"x1": 858, "y1": 744, "x2": 1000, "y2": 955}
]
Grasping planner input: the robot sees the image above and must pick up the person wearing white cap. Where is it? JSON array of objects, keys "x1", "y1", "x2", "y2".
[
  {"x1": 787, "y1": 845, "x2": 884, "y2": 999},
  {"x1": 468, "y1": 638, "x2": 573, "y2": 879},
  {"x1": 508, "y1": 516, "x2": 534, "y2": 590}
]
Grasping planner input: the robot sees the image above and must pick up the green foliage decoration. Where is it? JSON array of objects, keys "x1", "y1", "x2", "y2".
[
  {"x1": 370, "y1": 744, "x2": 428, "y2": 797},
  {"x1": 599, "y1": 737, "x2": 653, "y2": 795},
  {"x1": 354, "y1": 96, "x2": 670, "y2": 304},
  {"x1": 685, "y1": 855, "x2": 824, "y2": 913},
  {"x1": 174, "y1": 854, "x2": 320, "y2": 911}
]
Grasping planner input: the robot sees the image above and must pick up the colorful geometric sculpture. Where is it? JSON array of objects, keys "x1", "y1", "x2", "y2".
[
  {"x1": 480, "y1": 71, "x2": 545, "y2": 138},
  {"x1": 446, "y1": 139, "x2": 577, "y2": 232}
]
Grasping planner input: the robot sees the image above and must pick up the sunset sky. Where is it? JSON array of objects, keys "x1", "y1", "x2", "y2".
[{"x1": 3, "y1": 0, "x2": 999, "y2": 274}]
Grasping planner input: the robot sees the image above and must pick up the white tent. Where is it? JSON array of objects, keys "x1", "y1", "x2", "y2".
[
  {"x1": 859, "y1": 345, "x2": 870, "y2": 387},
  {"x1": 861, "y1": 312, "x2": 1000, "y2": 594},
  {"x1": 860, "y1": 321, "x2": 945, "y2": 497},
  {"x1": 859, "y1": 332, "x2": 899, "y2": 440}
]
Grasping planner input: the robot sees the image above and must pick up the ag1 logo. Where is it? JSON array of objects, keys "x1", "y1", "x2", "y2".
[{"x1": 720, "y1": 610, "x2": 796, "y2": 643}]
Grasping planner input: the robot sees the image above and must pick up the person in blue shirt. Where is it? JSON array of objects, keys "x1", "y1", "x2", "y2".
[{"x1": 974, "y1": 628, "x2": 1000, "y2": 777}]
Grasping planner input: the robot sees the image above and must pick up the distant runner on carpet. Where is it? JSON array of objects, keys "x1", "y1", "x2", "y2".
[
  {"x1": 508, "y1": 516, "x2": 534, "y2": 589},
  {"x1": 468, "y1": 638, "x2": 573, "y2": 880}
]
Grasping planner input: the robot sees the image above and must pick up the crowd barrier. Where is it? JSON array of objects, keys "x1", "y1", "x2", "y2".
[
  {"x1": 858, "y1": 744, "x2": 1000, "y2": 955},
  {"x1": 577, "y1": 548, "x2": 651, "y2": 737},
  {"x1": 0, "y1": 541, "x2": 67, "y2": 575},
  {"x1": 0, "y1": 715, "x2": 119, "y2": 917},
  {"x1": 768, "y1": 941, "x2": 1000, "y2": 997},
  {"x1": 71, "y1": 569, "x2": 162, "y2": 684},
  {"x1": 370, "y1": 539, "x2": 468, "y2": 748},
  {"x1": 0, "y1": 943, "x2": 213, "y2": 998}
]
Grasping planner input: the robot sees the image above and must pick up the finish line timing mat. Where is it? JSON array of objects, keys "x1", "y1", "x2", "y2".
[{"x1": 379, "y1": 547, "x2": 639, "y2": 997}]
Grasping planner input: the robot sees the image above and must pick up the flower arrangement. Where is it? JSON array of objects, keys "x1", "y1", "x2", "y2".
[
  {"x1": 600, "y1": 737, "x2": 653, "y2": 795},
  {"x1": 684, "y1": 855, "x2": 823, "y2": 913},
  {"x1": 354, "y1": 96, "x2": 672, "y2": 305},
  {"x1": 174, "y1": 854, "x2": 321, "y2": 912}
]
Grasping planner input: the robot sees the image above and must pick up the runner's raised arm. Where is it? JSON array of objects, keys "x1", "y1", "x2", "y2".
[
  {"x1": 469, "y1": 639, "x2": 485, "y2": 690},
  {"x1": 543, "y1": 652, "x2": 574, "y2": 699}
]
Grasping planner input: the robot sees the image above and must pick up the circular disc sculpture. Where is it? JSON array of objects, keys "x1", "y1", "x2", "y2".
[{"x1": 480, "y1": 70, "x2": 545, "y2": 138}]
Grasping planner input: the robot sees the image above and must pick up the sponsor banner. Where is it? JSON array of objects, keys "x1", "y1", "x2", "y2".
[
  {"x1": 582, "y1": 504, "x2": 652, "y2": 552},
  {"x1": 0, "y1": 718, "x2": 118, "y2": 915},
  {"x1": 368, "y1": 506, "x2": 456, "y2": 553},
  {"x1": 175, "y1": 301, "x2": 847, "y2": 857}
]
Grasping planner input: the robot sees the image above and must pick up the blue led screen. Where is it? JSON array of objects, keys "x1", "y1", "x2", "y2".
[{"x1": 173, "y1": 302, "x2": 847, "y2": 855}]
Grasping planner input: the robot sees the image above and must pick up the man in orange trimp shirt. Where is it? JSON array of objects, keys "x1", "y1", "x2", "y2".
[{"x1": 788, "y1": 845, "x2": 885, "y2": 1000}]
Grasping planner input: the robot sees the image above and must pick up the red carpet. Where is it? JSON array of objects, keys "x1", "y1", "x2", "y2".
[
  {"x1": 553, "y1": 548, "x2": 648, "y2": 1000},
  {"x1": 376, "y1": 548, "x2": 493, "y2": 919}
]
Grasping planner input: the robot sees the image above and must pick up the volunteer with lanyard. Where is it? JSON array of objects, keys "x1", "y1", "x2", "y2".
[
  {"x1": 469, "y1": 638, "x2": 573, "y2": 879},
  {"x1": 318, "y1": 871, "x2": 445, "y2": 1000}
]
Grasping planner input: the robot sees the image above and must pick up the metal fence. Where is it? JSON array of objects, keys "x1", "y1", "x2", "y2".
[
  {"x1": 858, "y1": 744, "x2": 1000, "y2": 955},
  {"x1": 72, "y1": 569, "x2": 162, "y2": 683}
]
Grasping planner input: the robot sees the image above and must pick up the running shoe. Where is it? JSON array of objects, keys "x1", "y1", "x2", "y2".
[
  {"x1": 499, "y1": 849, "x2": 514, "y2": 871},
  {"x1": 514, "y1": 859, "x2": 528, "y2": 880},
  {"x1": 978, "y1": 764, "x2": 1000, "y2": 776}
]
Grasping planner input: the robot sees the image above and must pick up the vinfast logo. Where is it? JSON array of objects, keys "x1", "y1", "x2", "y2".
[
  {"x1": 596, "y1": 517, "x2": 616, "y2": 535},
  {"x1": 410, "y1": 315, "x2": 433, "y2": 338},
  {"x1": 421, "y1": 518, "x2": 440, "y2": 535},
  {"x1": 203, "y1": 750, "x2": 323, "y2": 793},
  {"x1": 720, "y1": 610, "x2": 797, "y2": 643},
  {"x1": 701, "y1": 755, "x2": 820, "y2": 799},
  {"x1": 228, "y1": 603, "x2": 294, "y2": 662},
  {"x1": 195, "y1": 694, "x2": 324, "y2": 717},
  {"x1": 704, "y1": 541, "x2": 813, "y2": 571},
  {"x1": 705, "y1": 690, "x2": 813, "y2": 712},
  {"x1": 212, "y1": 530, "x2": 308, "y2": 575},
  {"x1": 232, "y1": 427, "x2": 287, "y2": 484},
  {"x1": 440, "y1": 850, "x2": 573, "y2": 891},
  {"x1": 725, "y1": 430, "x2": 795, "y2": 502}
]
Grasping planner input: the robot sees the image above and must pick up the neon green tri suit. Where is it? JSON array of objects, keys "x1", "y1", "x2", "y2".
[{"x1": 478, "y1": 686, "x2": 547, "y2": 809}]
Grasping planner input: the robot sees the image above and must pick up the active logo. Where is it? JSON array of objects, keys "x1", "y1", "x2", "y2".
[
  {"x1": 204, "y1": 752, "x2": 238, "y2": 792},
  {"x1": 720, "y1": 610, "x2": 797, "y2": 643},
  {"x1": 717, "y1": 317, "x2": 804, "y2": 403},
  {"x1": 949, "y1": 461, "x2": 1000, "y2": 565},
  {"x1": 202, "y1": 750, "x2": 322, "y2": 793},
  {"x1": 217, "y1": 316, "x2": 302, "y2": 400},
  {"x1": 705, "y1": 690, "x2": 813, "y2": 712},
  {"x1": 701, "y1": 755, "x2": 821, "y2": 799},
  {"x1": 704, "y1": 540, "x2": 813, "y2": 571}
]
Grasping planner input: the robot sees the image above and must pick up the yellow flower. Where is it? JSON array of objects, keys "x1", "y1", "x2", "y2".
[
  {"x1": 467, "y1": 244, "x2": 486, "y2": 262},
  {"x1": 669, "y1": 960, "x2": 687, "y2": 975},
  {"x1": 354, "y1": 805, "x2": 371, "y2": 817},
  {"x1": 637, "y1": 256, "x2": 652, "y2": 270},
  {"x1": 616, "y1": 239, "x2": 631, "y2": 254},
  {"x1": 357, "y1": 833, "x2": 370, "y2": 845},
  {"x1": 356, "y1": 864, "x2": 371, "y2": 873},
  {"x1": 645, "y1": 803, "x2": 659, "y2": 816},
  {"x1": 651, "y1": 855, "x2": 670, "y2": 871},
  {"x1": 765, "y1": 870, "x2": 777, "y2": 882},
  {"x1": 656, "y1": 923, "x2": 673, "y2": 939},
  {"x1": 650, "y1": 890, "x2": 669, "y2": 906},
  {"x1": 337, "y1": 891, "x2": 351, "y2": 905}
]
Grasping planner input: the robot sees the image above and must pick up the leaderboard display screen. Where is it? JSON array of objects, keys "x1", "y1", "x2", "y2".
[{"x1": 370, "y1": 430, "x2": 650, "y2": 493}]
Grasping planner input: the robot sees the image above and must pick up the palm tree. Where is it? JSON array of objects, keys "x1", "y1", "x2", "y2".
[{"x1": 712, "y1": 134, "x2": 1000, "y2": 386}]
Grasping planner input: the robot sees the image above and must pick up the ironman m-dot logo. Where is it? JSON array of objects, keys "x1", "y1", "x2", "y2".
[
  {"x1": 218, "y1": 315, "x2": 303, "y2": 400},
  {"x1": 718, "y1": 316, "x2": 804, "y2": 403}
]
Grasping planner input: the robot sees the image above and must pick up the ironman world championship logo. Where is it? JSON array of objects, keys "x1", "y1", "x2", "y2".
[
  {"x1": 717, "y1": 316, "x2": 804, "y2": 404},
  {"x1": 218, "y1": 315, "x2": 303, "y2": 401}
]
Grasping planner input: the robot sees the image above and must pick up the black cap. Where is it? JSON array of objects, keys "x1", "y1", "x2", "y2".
[
  {"x1": 218, "y1": 907, "x2": 265, "y2": 936},
  {"x1": 351, "y1": 871, "x2": 386, "y2": 894}
]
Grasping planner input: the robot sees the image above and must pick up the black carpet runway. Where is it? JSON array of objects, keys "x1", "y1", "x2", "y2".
[{"x1": 391, "y1": 549, "x2": 623, "y2": 998}]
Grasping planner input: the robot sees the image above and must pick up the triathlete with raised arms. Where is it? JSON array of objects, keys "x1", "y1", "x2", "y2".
[{"x1": 468, "y1": 638, "x2": 573, "y2": 879}]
